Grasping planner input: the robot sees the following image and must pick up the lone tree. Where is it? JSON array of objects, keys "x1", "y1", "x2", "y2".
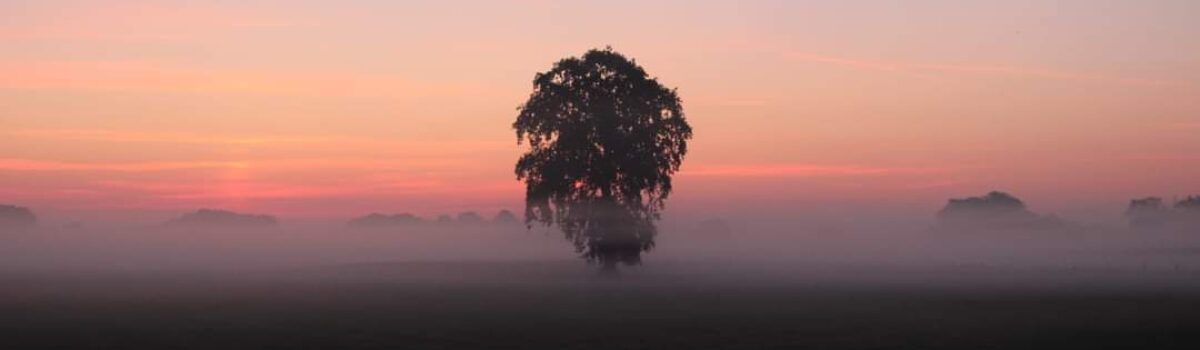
[{"x1": 514, "y1": 48, "x2": 692, "y2": 270}]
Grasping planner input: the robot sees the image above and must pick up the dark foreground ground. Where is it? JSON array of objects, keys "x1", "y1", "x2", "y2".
[{"x1": 3, "y1": 261, "x2": 1200, "y2": 350}]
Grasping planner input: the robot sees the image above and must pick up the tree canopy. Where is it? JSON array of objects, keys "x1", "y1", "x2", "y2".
[{"x1": 514, "y1": 48, "x2": 692, "y2": 268}]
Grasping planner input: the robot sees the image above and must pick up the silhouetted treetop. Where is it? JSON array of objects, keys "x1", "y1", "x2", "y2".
[
  {"x1": 1128, "y1": 197, "x2": 1166, "y2": 214},
  {"x1": 935, "y1": 191, "x2": 1064, "y2": 231},
  {"x1": 940, "y1": 191, "x2": 1028, "y2": 215},
  {"x1": 0, "y1": 204, "x2": 36, "y2": 229},
  {"x1": 514, "y1": 48, "x2": 692, "y2": 267}
]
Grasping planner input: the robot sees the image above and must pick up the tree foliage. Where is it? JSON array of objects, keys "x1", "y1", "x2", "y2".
[{"x1": 514, "y1": 48, "x2": 692, "y2": 267}]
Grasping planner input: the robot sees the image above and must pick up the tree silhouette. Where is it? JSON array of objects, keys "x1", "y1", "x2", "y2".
[
  {"x1": 0, "y1": 204, "x2": 36, "y2": 230},
  {"x1": 514, "y1": 48, "x2": 692, "y2": 270}
]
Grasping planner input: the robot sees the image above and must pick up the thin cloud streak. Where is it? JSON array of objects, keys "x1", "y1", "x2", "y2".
[
  {"x1": 5, "y1": 128, "x2": 513, "y2": 162},
  {"x1": 0, "y1": 61, "x2": 490, "y2": 98},
  {"x1": 900, "y1": 179, "x2": 970, "y2": 190},
  {"x1": 0, "y1": 159, "x2": 250, "y2": 172},
  {"x1": 681, "y1": 164, "x2": 949, "y2": 177},
  {"x1": 0, "y1": 1, "x2": 312, "y2": 42},
  {"x1": 787, "y1": 52, "x2": 1188, "y2": 88},
  {"x1": 76, "y1": 178, "x2": 516, "y2": 201},
  {"x1": 8, "y1": 129, "x2": 334, "y2": 146},
  {"x1": 0, "y1": 158, "x2": 482, "y2": 173}
]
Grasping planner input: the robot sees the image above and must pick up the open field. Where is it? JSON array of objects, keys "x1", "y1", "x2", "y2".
[{"x1": 4, "y1": 259, "x2": 1200, "y2": 349}]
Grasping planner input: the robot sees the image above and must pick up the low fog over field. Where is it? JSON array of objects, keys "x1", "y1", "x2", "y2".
[
  {"x1": 4, "y1": 193, "x2": 1200, "y2": 349},
  {"x1": 4, "y1": 192, "x2": 1200, "y2": 278}
]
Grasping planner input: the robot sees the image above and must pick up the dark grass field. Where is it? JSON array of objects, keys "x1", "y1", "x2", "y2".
[{"x1": 3, "y1": 260, "x2": 1200, "y2": 349}]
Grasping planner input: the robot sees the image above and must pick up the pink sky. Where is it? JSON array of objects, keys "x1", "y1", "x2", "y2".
[{"x1": 1, "y1": 0, "x2": 1197, "y2": 223}]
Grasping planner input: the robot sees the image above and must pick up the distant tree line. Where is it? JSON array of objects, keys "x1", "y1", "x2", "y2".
[
  {"x1": 930, "y1": 191, "x2": 1200, "y2": 232},
  {"x1": 4, "y1": 192, "x2": 1199, "y2": 235},
  {"x1": 1127, "y1": 196, "x2": 1200, "y2": 229},
  {"x1": 347, "y1": 210, "x2": 520, "y2": 228},
  {"x1": 165, "y1": 209, "x2": 278, "y2": 229}
]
